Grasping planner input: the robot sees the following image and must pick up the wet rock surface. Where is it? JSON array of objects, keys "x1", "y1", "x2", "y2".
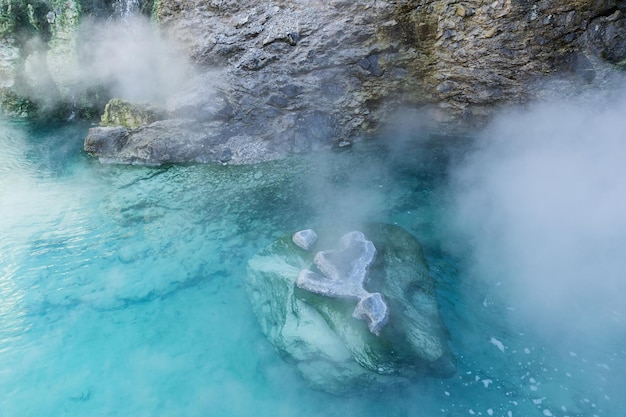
[
  {"x1": 246, "y1": 223, "x2": 456, "y2": 394},
  {"x1": 84, "y1": 117, "x2": 284, "y2": 165}
]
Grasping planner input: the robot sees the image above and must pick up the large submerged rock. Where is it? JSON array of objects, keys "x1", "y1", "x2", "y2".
[{"x1": 246, "y1": 223, "x2": 456, "y2": 394}]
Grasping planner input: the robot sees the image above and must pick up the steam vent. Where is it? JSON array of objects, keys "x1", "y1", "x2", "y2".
[{"x1": 246, "y1": 223, "x2": 456, "y2": 394}]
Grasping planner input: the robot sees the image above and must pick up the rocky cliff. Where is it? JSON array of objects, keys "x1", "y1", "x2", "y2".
[
  {"x1": 246, "y1": 224, "x2": 456, "y2": 394},
  {"x1": 2, "y1": 0, "x2": 626, "y2": 162},
  {"x1": 156, "y1": 0, "x2": 626, "y2": 125}
]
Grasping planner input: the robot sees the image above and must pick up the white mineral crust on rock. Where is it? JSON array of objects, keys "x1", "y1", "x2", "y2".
[
  {"x1": 292, "y1": 229, "x2": 318, "y2": 250},
  {"x1": 296, "y1": 231, "x2": 389, "y2": 335}
]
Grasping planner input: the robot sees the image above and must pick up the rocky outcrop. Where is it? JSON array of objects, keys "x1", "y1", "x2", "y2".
[
  {"x1": 99, "y1": 99, "x2": 167, "y2": 129},
  {"x1": 1, "y1": 0, "x2": 625, "y2": 161},
  {"x1": 246, "y1": 223, "x2": 456, "y2": 395},
  {"x1": 85, "y1": 118, "x2": 282, "y2": 164},
  {"x1": 84, "y1": 0, "x2": 624, "y2": 164},
  {"x1": 417, "y1": 1, "x2": 626, "y2": 118},
  {"x1": 155, "y1": 0, "x2": 626, "y2": 117}
]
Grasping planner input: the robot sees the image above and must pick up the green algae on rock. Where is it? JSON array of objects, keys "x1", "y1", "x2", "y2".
[
  {"x1": 100, "y1": 98, "x2": 166, "y2": 129},
  {"x1": 246, "y1": 223, "x2": 456, "y2": 395}
]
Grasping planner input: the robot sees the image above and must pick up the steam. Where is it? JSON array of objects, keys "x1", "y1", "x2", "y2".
[
  {"x1": 75, "y1": 16, "x2": 194, "y2": 103},
  {"x1": 446, "y1": 87, "x2": 626, "y2": 340},
  {"x1": 24, "y1": 15, "x2": 194, "y2": 107}
]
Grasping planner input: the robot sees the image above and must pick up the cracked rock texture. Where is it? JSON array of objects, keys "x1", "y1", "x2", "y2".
[
  {"x1": 119, "y1": 0, "x2": 625, "y2": 164},
  {"x1": 3, "y1": 0, "x2": 625, "y2": 162}
]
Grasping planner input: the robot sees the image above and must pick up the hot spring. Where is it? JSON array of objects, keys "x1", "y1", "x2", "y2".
[{"x1": 1, "y1": 108, "x2": 625, "y2": 416}]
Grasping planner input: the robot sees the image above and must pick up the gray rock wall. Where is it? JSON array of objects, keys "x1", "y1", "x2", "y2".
[
  {"x1": 4, "y1": 0, "x2": 625, "y2": 161},
  {"x1": 157, "y1": 0, "x2": 626, "y2": 129},
  {"x1": 417, "y1": 0, "x2": 626, "y2": 119}
]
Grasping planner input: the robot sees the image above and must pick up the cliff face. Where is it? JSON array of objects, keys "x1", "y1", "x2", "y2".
[
  {"x1": 2, "y1": 0, "x2": 625, "y2": 162},
  {"x1": 156, "y1": 0, "x2": 626, "y2": 127},
  {"x1": 416, "y1": 0, "x2": 626, "y2": 117},
  {"x1": 0, "y1": 0, "x2": 82, "y2": 117}
]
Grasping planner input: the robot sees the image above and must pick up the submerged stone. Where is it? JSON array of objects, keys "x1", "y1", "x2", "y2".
[{"x1": 246, "y1": 223, "x2": 456, "y2": 394}]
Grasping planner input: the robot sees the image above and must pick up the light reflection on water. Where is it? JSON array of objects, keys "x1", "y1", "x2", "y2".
[{"x1": 0, "y1": 120, "x2": 624, "y2": 416}]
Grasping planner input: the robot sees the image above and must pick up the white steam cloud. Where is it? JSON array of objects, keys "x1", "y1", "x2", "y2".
[
  {"x1": 447, "y1": 87, "x2": 626, "y2": 340},
  {"x1": 25, "y1": 15, "x2": 194, "y2": 107},
  {"x1": 76, "y1": 16, "x2": 194, "y2": 103}
]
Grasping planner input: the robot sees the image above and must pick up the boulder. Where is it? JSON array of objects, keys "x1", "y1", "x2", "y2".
[
  {"x1": 246, "y1": 223, "x2": 456, "y2": 394},
  {"x1": 291, "y1": 229, "x2": 318, "y2": 251},
  {"x1": 83, "y1": 118, "x2": 283, "y2": 165},
  {"x1": 100, "y1": 98, "x2": 167, "y2": 129}
]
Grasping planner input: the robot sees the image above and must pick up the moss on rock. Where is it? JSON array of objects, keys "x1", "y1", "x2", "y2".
[
  {"x1": 0, "y1": 87, "x2": 36, "y2": 117},
  {"x1": 100, "y1": 98, "x2": 166, "y2": 128}
]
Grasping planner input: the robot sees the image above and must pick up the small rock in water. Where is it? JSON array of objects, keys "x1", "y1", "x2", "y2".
[
  {"x1": 490, "y1": 337, "x2": 506, "y2": 353},
  {"x1": 292, "y1": 229, "x2": 318, "y2": 250}
]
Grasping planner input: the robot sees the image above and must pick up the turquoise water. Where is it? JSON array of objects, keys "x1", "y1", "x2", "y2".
[{"x1": 1, "y1": 120, "x2": 624, "y2": 417}]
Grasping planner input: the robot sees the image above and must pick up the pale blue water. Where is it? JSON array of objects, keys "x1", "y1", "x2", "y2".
[{"x1": 1, "y1": 120, "x2": 624, "y2": 417}]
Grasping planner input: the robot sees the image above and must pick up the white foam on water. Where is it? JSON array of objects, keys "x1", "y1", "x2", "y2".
[{"x1": 490, "y1": 337, "x2": 506, "y2": 353}]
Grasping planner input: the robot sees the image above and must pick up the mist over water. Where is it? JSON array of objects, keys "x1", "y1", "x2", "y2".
[
  {"x1": 446, "y1": 90, "x2": 626, "y2": 338},
  {"x1": 75, "y1": 16, "x2": 194, "y2": 104},
  {"x1": 24, "y1": 15, "x2": 194, "y2": 108},
  {"x1": 2, "y1": 59, "x2": 626, "y2": 416}
]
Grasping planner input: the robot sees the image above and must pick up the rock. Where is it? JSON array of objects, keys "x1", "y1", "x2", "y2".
[
  {"x1": 100, "y1": 98, "x2": 167, "y2": 129},
  {"x1": 2, "y1": 0, "x2": 626, "y2": 155},
  {"x1": 85, "y1": 119, "x2": 215, "y2": 164},
  {"x1": 352, "y1": 292, "x2": 389, "y2": 335},
  {"x1": 292, "y1": 229, "x2": 318, "y2": 251},
  {"x1": 295, "y1": 231, "x2": 389, "y2": 335},
  {"x1": 84, "y1": 118, "x2": 284, "y2": 165},
  {"x1": 84, "y1": 126, "x2": 130, "y2": 156},
  {"x1": 582, "y1": 10, "x2": 626, "y2": 65},
  {"x1": 152, "y1": 0, "x2": 626, "y2": 148},
  {"x1": 246, "y1": 223, "x2": 456, "y2": 394}
]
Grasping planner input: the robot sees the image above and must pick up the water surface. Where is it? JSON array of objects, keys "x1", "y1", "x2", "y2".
[{"x1": 0, "y1": 120, "x2": 623, "y2": 417}]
